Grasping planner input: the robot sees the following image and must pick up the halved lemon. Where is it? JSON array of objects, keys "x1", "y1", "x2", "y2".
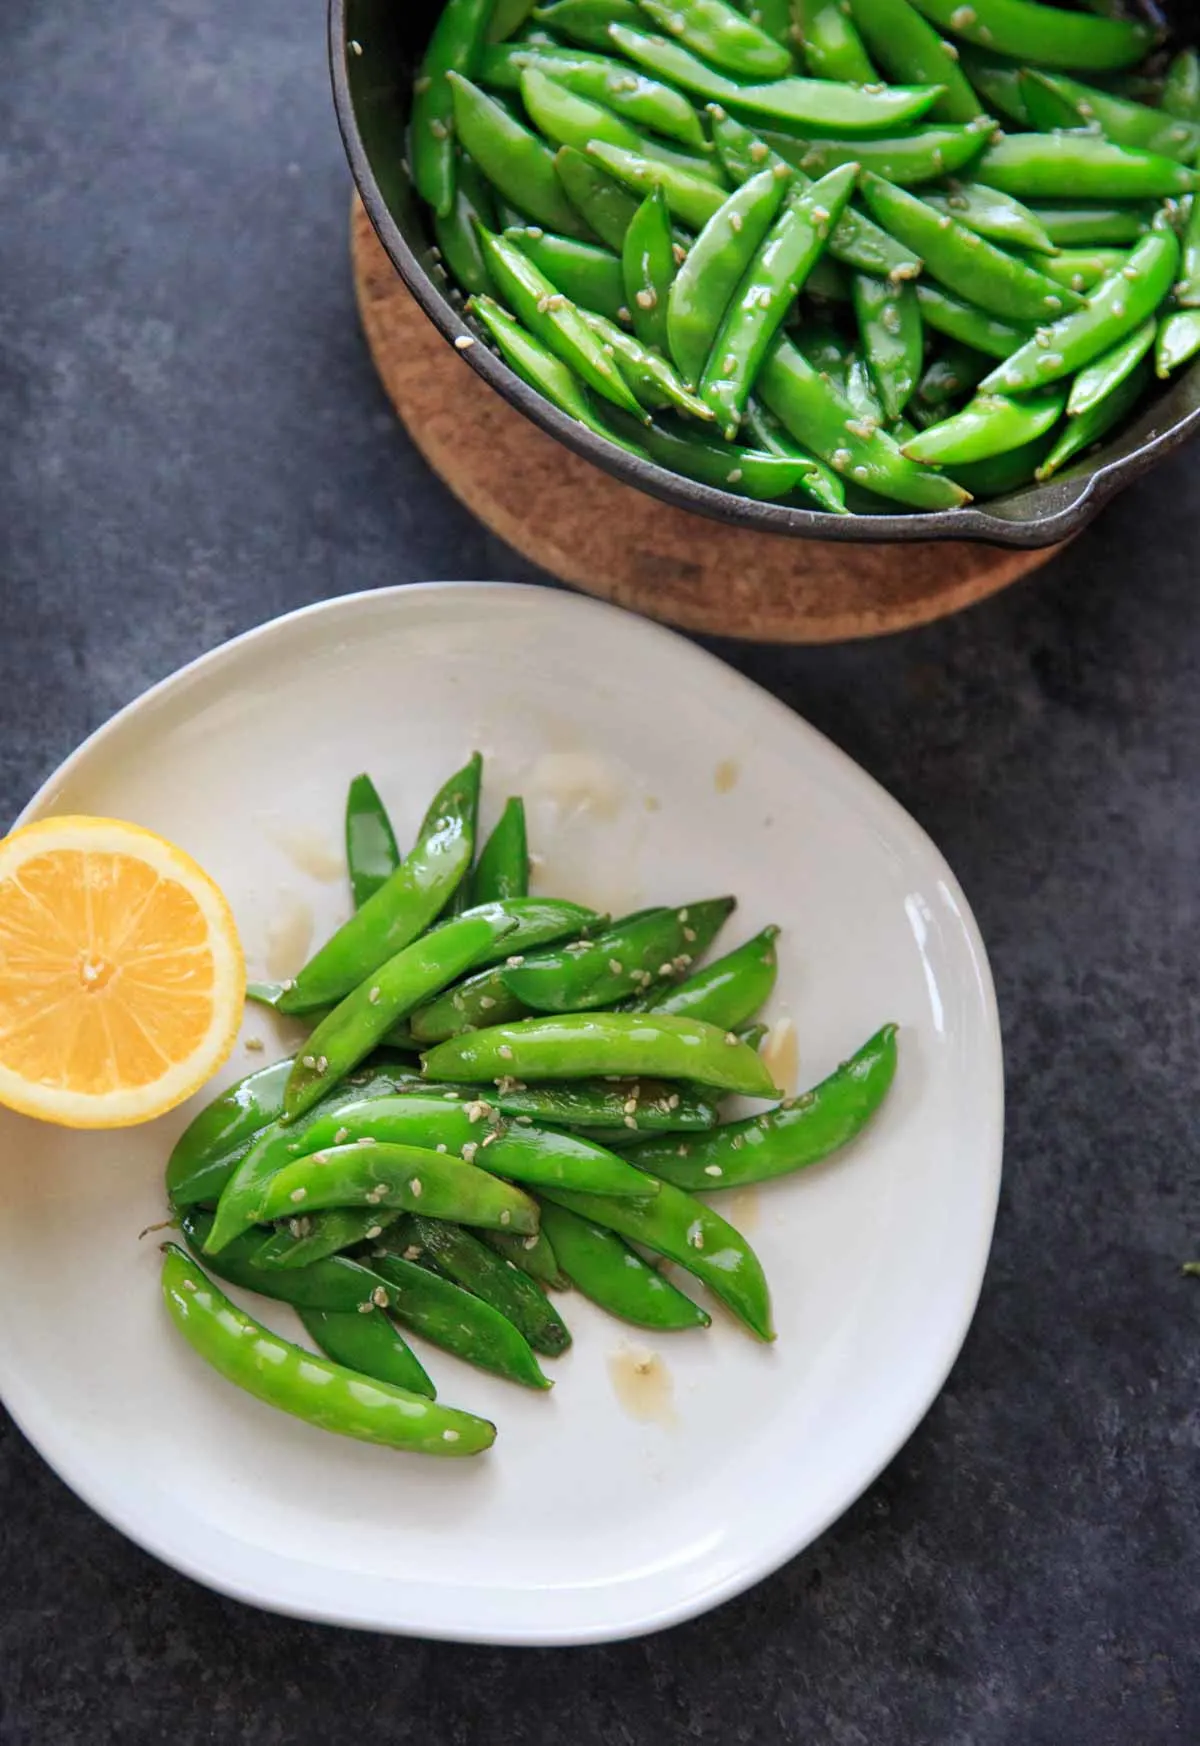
[{"x1": 0, "y1": 816, "x2": 245, "y2": 1128}]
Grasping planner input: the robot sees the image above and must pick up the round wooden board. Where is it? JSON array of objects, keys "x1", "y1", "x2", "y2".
[{"x1": 352, "y1": 200, "x2": 1061, "y2": 643}]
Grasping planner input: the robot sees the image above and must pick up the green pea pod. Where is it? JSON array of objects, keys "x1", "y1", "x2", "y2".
[
  {"x1": 794, "y1": 0, "x2": 876, "y2": 83},
  {"x1": 668, "y1": 167, "x2": 792, "y2": 388},
  {"x1": 472, "y1": 798, "x2": 529, "y2": 902},
  {"x1": 1163, "y1": 49, "x2": 1200, "y2": 126},
  {"x1": 421, "y1": 1011, "x2": 780, "y2": 1096},
  {"x1": 902, "y1": 0, "x2": 1152, "y2": 72},
  {"x1": 737, "y1": 0, "x2": 792, "y2": 49},
  {"x1": 1036, "y1": 355, "x2": 1152, "y2": 479},
  {"x1": 503, "y1": 898, "x2": 732, "y2": 1010},
  {"x1": 283, "y1": 909, "x2": 517, "y2": 1118},
  {"x1": 614, "y1": 413, "x2": 837, "y2": 499},
  {"x1": 914, "y1": 281, "x2": 1031, "y2": 359},
  {"x1": 489, "y1": 0, "x2": 539, "y2": 39},
  {"x1": 955, "y1": 44, "x2": 1030, "y2": 126},
  {"x1": 278, "y1": 755, "x2": 479, "y2": 1014},
  {"x1": 532, "y1": 0, "x2": 642, "y2": 49},
  {"x1": 981, "y1": 229, "x2": 1180, "y2": 395},
  {"x1": 162, "y1": 1249, "x2": 495, "y2": 1452},
  {"x1": 487, "y1": 1078, "x2": 719, "y2": 1132},
  {"x1": 1175, "y1": 198, "x2": 1200, "y2": 309},
  {"x1": 623, "y1": 188, "x2": 675, "y2": 352},
  {"x1": 1025, "y1": 203, "x2": 1154, "y2": 250},
  {"x1": 700, "y1": 164, "x2": 859, "y2": 438},
  {"x1": 541, "y1": 1181, "x2": 773, "y2": 1339},
  {"x1": 947, "y1": 433, "x2": 1054, "y2": 497},
  {"x1": 517, "y1": 65, "x2": 719, "y2": 186},
  {"x1": 257, "y1": 1140, "x2": 540, "y2": 1233},
  {"x1": 917, "y1": 340, "x2": 990, "y2": 407},
  {"x1": 446, "y1": 72, "x2": 591, "y2": 234},
  {"x1": 902, "y1": 383, "x2": 1067, "y2": 466},
  {"x1": 848, "y1": 0, "x2": 980, "y2": 125},
  {"x1": 344, "y1": 775, "x2": 401, "y2": 910},
  {"x1": 408, "y1": 899, "x2": 605, "y2": 1039},
  {"x1": 843, "y1": 348, "x2": 885, "y2": 423},
  {"x1": 1068, "y1": 317, "x2": 1155, "y2": 416},
  {"x1": 741, "y1": 398, "x2": 849, "y2": 512},
  {"x1": 733, "y1": 79, "x2": 944, "y2": 136},
  {"x1": 770, "y1": 122, "x2": 994, "y2": 189},
  {"x1": 370, "y1": 1248, "x2": 550, "y2": 1387},
  {"x1": 506, "y1": 227, "x2": 624, "y2": 319},
  {"x1": 859, "y1": 173, "x2": 1079, "y2": 324},
  {"x1": 1155, "y1": 309, "x2": 1200, "y2": 378},
  {"x1": 166, "y1": 1058, "x2": 294, "y2": 1209},
  {"x1": 1027, "y1": 248, "x2": 1127, "y2": 296},
  {"x1": 638, "y1": 0, "x2": 792, "y2": 80},
  {"x1": 482, "y1": 43, "x2": 707, "y2": 147},
  {"x1": 483, "y1": 1225, "x2": 567, "y2": 1288},
  {"x1": 553, "y1": 145, "x2": 641, "y2": 249},
  {"x1": 632, "y1": 925, "x2": 780, "y2": 1028},
  {"x1": 757, "y1": 334, "x2": 972, "y2": 509},
  {"x1": 537, "y1": 1200, "x2": 711, "y2": 1329},
  {"x1": 974, "y1": 136, "x2": 1195, "y2": 204},
  {"x1": 585, "y1": 140, "x2": 724, "y2": 230},
  {"x1": 297, "y1": 1305, "x2": 436, "y2": 1398},
  {"x1": 399, "y1": 1215, "x2": 571, "y2": 1355},
  {"x1": 629, "y1": 1023, "x2": 899, "y2": 1190},
  {"x1": 256, "y1": 1206, "x2": 403, "y2": 1269},
  {"x1": 852, "y1": 273, "x2": 922, "y2": 421},
  {"x1": 411, "y1": 0, "x2": 494, "y2": 219},
  {"x1": 434, "y1": 149, "x2": 500, "y2": 297},
  {"x1": 923, "y1": 187, "x2": 1056, "y2": 256},
  {"x1": 468, "y1": 293, "x2": 650, "y2": 457},
  {"x1": 1025, "y1": 73, "x2": 1200, "y2": 167},
  {"x1": 581, "y1": 311, "x2": 715, "y2": 418}
]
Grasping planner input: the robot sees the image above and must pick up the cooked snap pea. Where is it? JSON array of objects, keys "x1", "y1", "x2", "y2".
[
  {"x1": 924, "y1": 186, "x2": 1056, "y2": 256},
  {"x1": 256, "y1": 1206, "x2": 403, "y2": 1270},
  {"x1": 483, "y1": 1225, "x2": 568, "y2": 1288},
  {"x1": 740, "y1": 398, "x2": 849, "y2": 511},
  {"x1": 184, "y1": 1207, "x2": 416, "y2": 1314},
  {"x1": 1164, "y1": 49, "x2": 1200, "y2": 126},
  {"x1": 482, "y1": 42, "x2": 707, "y2": 146},
  {"x1": 852, "y1": 273, "x2": 922, "y2": 420},
  {"x1": 279, "y1": 754, "x2": 480, "y2": 1014},
  {"x1": 554, "y1": 145, "x2": 640, "y2": 247},
  {"x1": 298, "y1": 1305, "x2": 436, "y2": 1398},
  {"x1": 540, "y1": 1181, "x2": 773, "y2": 1338},
  {"x1": 903, "y1": 0, "x2": 1153, "y2": 73},
  {"x1": 472, "y1": 797, "x2": 529, "y2": 903},
  {"x1": 860, "y1": 173, "x2": 1080, "y2": 323},
  {"x1": 1024, "y1": 73, "x2": 1200, "y2": 167},
  {"x1": 668, "y1": 168, "x2": 792, "y2": 387},
  {"x1": 1175, "y1": 198, "x2": 1200, "y2": 309},
  {"x1": 397, "y1": 1214, "x2": 571, "y2": 1355},
  {"x1": 537, "y1": 1200, "x2": 711, "y2": 1329},
  {"x1": 586, "y1": 140, "x2": 725, "y2": 229},
  {"x1": 370, "y1": 1247, "x2": 551, "y2": 1387},
  {"x1": 1026, "y1": 202, "x2": 1155, "y2": 250},
  {"x1": 411, "y1": 0, "x2": 494, "y2": 218},
  {"x1": 435, "y1": 148, "x2": 501, "y2": 297},
  {"x1": 914, "y1": 281, "x2": 1032, "y2": 358},
  {"x1": 519, "y1": 65, "x2": 720, "y2": 186},
  {"x1": 166, "y1": 1058, "x2": 295, "y2": 1209},
  {"x1": 532, "y1": 0, "x2": 641, "y2": 49},
  {"x1": 981, "y1": 229, "x2": 1180, "y2": 394},
  {"x1": 1036, "y1": 356, "x2": 1152, "y2": 479},
  {"x1": 486, "y1": 1078, "x2": 719, "y2": 1132},
  {"x1": 848, "y1": 0, "x2": 980, "y2": 125},
  {"x1": 956, "y1": 44, "x2": 1031, "y2": 126},
  {"x1": 422, "y1": 1011, "x2": 780, "y2": 1096},
  {"x1": 974, "y1": 135, "x2": 1195, "y2": 204},
  {"x1": 623, "y1": 187, "x2": 675, "y2": 352},
  {"x1": 345, "y1": 774, "x2": 402, "y2": 910},
  {"x1": 506, "y1": 227, "x2": 626, "y2": 319},
  {"x1": 770, "y1": 121, "x2": 994, "y2": 188},
  {"x1": 162, "y1": 1248, "x2": 495, "y2": 1452},
  {"x1": 632, "y1": 403, "x2": 871, "y2": 498},
  {"x1": 1026, "y1": 248, "x2": 1127, "y2": 296},
  {"x1": 256, "y1": 1141, "x2": 541, "y2": 1232},
  {"x1": 758, "y1": 333, "x2": 972, "y2": 508},
  {"x1": 1068, "y1": 318, "x2": 1155, "y2": 416},
  {"x1": 503, "y1": 898, "x2": 733, "y2": 1011},
  {"x1": 628, "y1": 1023, "x2": 898, "y2": 1190},
  {"x1": 1155, "y1": 308, "x2": 1200, "y2": 377},
  {"x1": 794, "y1": 0, "x2": 876, "y2": 83},
  {"x1": 631, "y1": 924, "x2": 779, "y2": 1028},
  {"x1": 637, "y1": 0, "x2": 794, "y2": 81},
  {"x1": 902, "y1": 383, "x2": 1067, "y2": 466},
  {"x1": 446, "y1": 71, "x2": 591, "y2": 234},
  {"x1": 581, "y1": 310, "x2": 715, "y2": 417}
]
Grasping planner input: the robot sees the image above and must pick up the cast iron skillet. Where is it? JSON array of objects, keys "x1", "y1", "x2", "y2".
[{"x1": 330, "y1": 0, "x2": 1199, "y2": 547}]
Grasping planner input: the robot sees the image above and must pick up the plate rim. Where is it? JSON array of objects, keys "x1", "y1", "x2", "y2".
[{"x1": 0, "y1": 581, "x2": 1004, "y2": 1644}]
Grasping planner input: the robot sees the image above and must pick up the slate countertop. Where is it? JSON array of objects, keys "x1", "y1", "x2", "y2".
[{"x1": 1, "y1": 4, "x2": 1197, "y2": 1742}]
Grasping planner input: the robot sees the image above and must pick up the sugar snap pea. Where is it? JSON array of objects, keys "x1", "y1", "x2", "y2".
[
  {"x1": 1027, "y1": 203, "x2": 1154, "y2": 250},
  {"x1": 503, "y1": 897, "x2": 734, "y2": 1011},
  {"x1": 345, "y1": 775, "x2": 401, "y2": 910},
  {"x1": 1164, "y1": 49, "x2": 1200, "y2": 126},
  {"x1": 956, "y1": 44, "x2": 1031, "y2": 126},
  {"x1": 519, "y1": 65, "x2": 721, "y2": 185},
  {"x1": 924, "y1": 186, "x2": 1057, "y2": 256},
  {"x1": 421, "y1": 1011, "x2": 780, "y2": 1097},
  {"x1": 278, "y1": 754, "x2": 480, "y2": 1014},
  {"x1": 472, "y1": 799, "x2": 529, "y2": 905},
  {"x1": 740, "y1": 398, "x2": 849, "y2": 512},
  {"x1": 623, "y1": 188, "x2": 675, "y2": 352},
  {"x1": 298, "y1": 1305, "x2": 436, "y2": 1398},
  {"x1": 758, "y1": 334, "x2": 972, "y2": 508},
  {"x1": 914, "y1": 281, "x2": 1031, "y2": 358},
  {"x1": 580, "y1": 311, "x2": 715, "y2": 417},
  {"x1": 370, "y1": 1247, "x2": 551, "y2": 1387},
  {"x1": 486, "y1": 1077, "x2": 719, "y2": 1132},
  {"x1": 397, "y1": 1215, "x2": 571, "y2": 1355},
  {"x1": 794, "y1": 0, "x2": 876, "y2": 84},
  {"x1": 435, "y1": 149, "x2": 500, "y2": 298},
  {"x1": 447, "y1": 71, "x2": 591, "y2": 234},
  {"x1": 411, "y1": 0, "x2": 493, "y2": 218},
  {"x1": 903, "y1": 0, "x2": 1153, "y2": 73},
  {"x1": 554, "y1": 146, "x2": 641, "y2": 248},
  {"x1": 483, "y1": 1226, "x2": 567, "y2": 1288},
  {"x1": 700, "y1": 163, "x2": 860, "y2": 437},
  {"x1": 1155, "y1": 309, "x2": 1200, "y2": 378},
  {"x1": 859, "y1": 173, "x2": 1079, "y2": 323},
  {"x1": 974, "y1": 135, "x2": 1195, "y2": 203},
  {"x1": 623, "y1": 411, "x2": 852, "y2": 498},
  {"x1": 667, "y1": 168, "x2": 792, "y2": 387},
  {"x1": 586, "y1": 140, "x2": 725, "y2": 229},
  {"x1": 540, "y1": 1180, "x2": 774, "y2": 1339},
  {"x1": 1067, "y1": 318, "x2": 1155, "y2": 416},
  {"x1": 482, "y1": 43, "x2": 707, "y2": 147},
  {"x1": 982, "y1": 228, "x2": 1180, "y2": 394},
  {"x1": 166, "y1": 1058, "x2": 294, "y2": 1209},
  {"x1": 185, "y1": 1208, "x2": 400, "y2": 1311},
  {"x1": 257, "y1": 1140, "x2": 541, "y2": 1232},
  {"x1": 848, "y1": 0, "x2": 981, "y2": 126},
  {"x1": 1028, "y1": 248, "x2": 1127, "y2": 296},
  {"x1": 632, "y1": 924, "x2": 779, "y2": 1028},
  {"x1": 902, "y1": 383, "x2": 1067, "y2": 466},
  {"x1": 1175, "y1": 198, "x2": 1200, "y2": 309},
  {"x1": 1036, "y1": 356, "x2": 1151, "y2": 479},
  {"x1": 637, "y1": 0, "x2": 794, "y2": 81},
  {"x1": 532, "y1": 0, "x2": 641, "y2": 48},
  {"x1": 1024, "y1": 73, "x2": 1200, "y2": 167},
  {"x1": 162, "y1": 1248, "x2": 495, "y2": 1452},
  {"x1": 852, "y1": 273, "x2": 922, "y2": 420},
  {"x1": 506, "y1": 227, "x2": 625, "y2": 320},
  {"x1": 537, "y1": 1200, "x2": 711, "y2": 1329},
  {"x1": 256, "y1": 1205, "x2": 403, "y2": 1270},
  {"x1": 628, "y1": 1023, "x2": 898, "y2": 1190},
  {"x1": 770, "y1": 122, "x2": 994, "y2": 188}
]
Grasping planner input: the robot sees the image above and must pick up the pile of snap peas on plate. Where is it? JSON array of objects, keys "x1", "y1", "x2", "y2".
[
  {"x1": 163, "y1": 754, "x2": 897, "y2": 1457},
  {"x1": 407, "y1": 0, "x2": 1200, "y2": 510}
]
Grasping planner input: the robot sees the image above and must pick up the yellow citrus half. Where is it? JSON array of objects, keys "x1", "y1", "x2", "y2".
[{"x1": 0, "y1": 816, "x2": 245, "y2": 1128}]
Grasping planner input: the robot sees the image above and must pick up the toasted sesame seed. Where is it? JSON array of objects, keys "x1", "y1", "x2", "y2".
[
  {"x1": 687, "y1": 1220, "x2": 705, "y2": 1250},
  {"x1": 727, "y1": 467, "x2": 744, "y2": 484},
  {"x1": 624, "y1": 1114, "x2": 638, "y2": 1129},
  {"x1": 506, "y1": 955, "x2": 525, "y2": 968},
  {"x1": 350, "y1": 38, "x2": 364, "y2": 55},
  {"x1": 290, "y1": 1188, "x2": 307, "y2": 1202},
  {"x1": 409, "y1": 1177, "x2": 423, "y2": 1198},
  {"x1": 773, "y1": 161, "x2": 790, "y2": 179},
  {"x1": 731, "y1": 1134, "x2": 744, "y2": 1150},
  {"x1": 301, "y1": 1055, "x2": 315, "y2": 1069},
  {"x1": 672, "y1": 242, "x2": 688, "y2": 264},
  {"x1": 281, "y1": 978, "x2": 295, "y2": 991},
  {"x1": 725, "y1": 1032, "x2": 739, "y2": 1046},
  {"x1": 609, "y1": 959, "x2": 624, "y2": 975},
  {"x1": 831, "y1": 447, "x2": 852, "y2": 470},
  {"x1": 623, "y1": 1097, "x2": 639, "y2": 1114},
  {"x1": 443, "y1": 1429, "x2": 461, "y2": 1442},
  {"x1": 730, "y1": 211, "x2": 744, "y2": 234},
  {"x1": 749, "y1": 140, "x2": 768, "y2": 164},
  {"x1": 316, "y1": 1056, "x2": 328, "y2": 1075},
  {"x1": 371, "y1": 1285, "x2": 389, "y2": 1308},
  {"x1": 403, "y1": 1244, "x2": 422, "y2": 1260},
  {"x1": 454, "y1": 334, "x2": 475, "y2": 351},
  {"x1": 334, "y1": 1127, "x2": 350, "y2": 1144},
  {"x1": 500, "y1": 1209, "x2": 512, "y2": 1226},
  {"x1": 365, "y1": 1225, "x2": 383, "y2": 1240},
  {"x1": 704, "y1": 1164, "x2": 723, "y2": 1177},
  {"x1": 498, "y1": 1044, "x2": 514, "y2": 1059},
  {"x1": 429, "y1": 118, "x2": 449, "y2": 140},
  {"x1": 462, "y1": 1141, "x2": 478, "y2": 1164},
  {"x1": 480, "y1": 994, "x2": 496, "y2": 1008},
  {"x1": 635, "y1": 289, "x2": 657, "y2": 310},
  {"x1": 244, "y1": 1035, "x2": 264, "y2": 1052},
  {"x1": 357, "y1": 1300, "x2": 373, "y2": 1313},
  {"x1": 436, "y1": 1142, "x2": 447, "y2": 1153}
]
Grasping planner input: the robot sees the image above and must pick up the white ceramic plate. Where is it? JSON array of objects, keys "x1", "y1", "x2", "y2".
[{"x1": 0, "y1": 584, "x2": 1002, "y2": 1645}]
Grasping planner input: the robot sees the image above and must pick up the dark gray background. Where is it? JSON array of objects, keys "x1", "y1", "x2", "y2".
[{"x1": 2, "y1": 3, "x2": 1197, "y2": 1742}]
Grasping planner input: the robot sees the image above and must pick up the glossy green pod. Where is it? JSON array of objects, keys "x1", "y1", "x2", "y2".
[{"x1": 537, "y1": 1200, "x2": 711, "y2": 1329}]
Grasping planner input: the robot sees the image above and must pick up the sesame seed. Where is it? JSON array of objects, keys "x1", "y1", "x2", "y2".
[
  {"x1": 372, "y1": 1285, "x2": 389, "y2": 1307},
  {"x1": 623, "y1": 1097, "x2": 639, "y2": 1114},
  {"x1": 316, "y1": 1056, "x2": 328, "y2": 1075},
  {"x1": 409, "y1": 1178, "x2": 423, "y2": 1198},
  {"x1": 773, "y1": 162, "x2": 790, "y2": 179},
  {"x1": 334, "y1": 1127, "x2": 350, "y2": 1144},
  {"x1": 429, "y1": 118, "x2": 449, "y2": 141},
  {"x1": 609, "y1": 959, "x2": 624, "y2": 975},
  {"x1": 301, "y1": 1055, "x2": 315, "y2": 1069},
  {"x1": 624, "y1": 1114, "x2": 638, "y2": 1129},
  {"x1": 357, "y1": 1300, "x2": 373, "y2": 1314},
  {"x1": 480, "y1": 994, "x2": 495, "y2": 1008},
  {"x1": 672, "y1": 242, "x2": 688, "y2": 264},
  {"x1": 756, "y1": 289, "x2": 771, "y2": 311},
  {"x1": 244, "y1": 1035, "x2": 264, "y2": 1052},
  {"x1": 350, "y1": 38, "x2": 363, "y2": 55},
  {"x1": 281, "y1": 979, "x2": 295, "y2": 991},
  {"x1": 462, "y1": 1142, "x2": 478, "y2": 1164},
  {"x1": 727, "y1": 468, "x2": 743, "y2": 484},
  {"x1": 403, "y1": 1244, "x2": 421, "y2": 1260},
  {"x1": 635, "y1": 289, "x2": 657, "y2": 310},
  {"x1": 687, "y1": 1220, "x2": 705, "y2": 1250},
  {"x1": 357, "y1": 1135, "x2": 377, "y2": 1146},
  {"x1": 436, "y1": 1143, "x2": 447, "y2": 1153},
  {"x1": 498, "y1": 1044, "x2": 514, "y2": 1059},
  {"x1": 506, "y1": 955, "x2": 525, "y2": 968},
  {"x1": 443, "y1": 1429, "x2": 460, "y2": 1442},
  {"x1": 831, "y1": 448, "x2": 852, "y2": 470},
  {"x1": 367, "y1": 985, "x2": 381, "y2": 1003},
  {"x1": 365, "y1": 1225, "x2": 383, "y2": 1240},
  {"x1": 182, "y1": 1278, "x2": 197, "y2": 1292},
  {"x1": 704, "y1": 1164, "x2": 723, "y2": 1177},
  {"x1": 730, "y1": 211, "x2": 744, "y2": 233},
  {"x1": 725, "y1": 1032, "x2": 739, "y2": 1046},
  {"x1": 950, "y1": 5, "x2": 975, "y2": 25},
  {"x1": 500, "y1": 1209, "x2": 512, "y2": 1226},
  {"x1": 1112, "y1": 301, "x2": 1126, "y2": 318},
  {"x1": 290, "y1": 1188, "x2": 307, "y2": 1202},
  {"x1": 731, "y1": 1134, "x2": 744, "y2": 1150}
]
